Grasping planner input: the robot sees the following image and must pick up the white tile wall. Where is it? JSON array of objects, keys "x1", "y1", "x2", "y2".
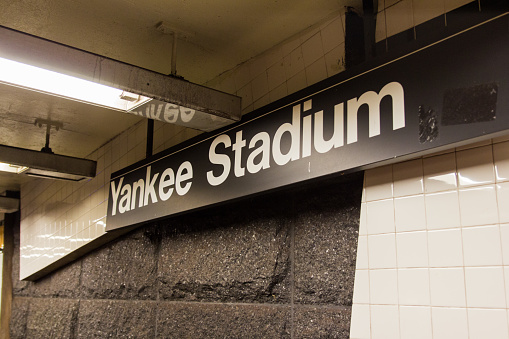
[
  {"x1": 468, "y1": 308, "x2": 509, "y2": 339},
  {"x1": 367, "y1": 199, "x2": 395, "y2": 234},
  {"x1": 370, "y1": 269, "x2": 399, "y2": 304},
  {"x1": 424, "y1": 191, "x2": 461, "y2": 229},
  {"x1": 375, "y1": 0, "x2": 475, "y2": 43},
  {"x1": 385, "y1": 0, "x2": 414, "y2": 38},
  {"x1": 423, "y1": 153, "x2": 458, "y2": 193},
  {"x1": 371, "y1": 304, "x2": 401, "y2": 339},
  {"x1": 494, "y1": 142, "x2": 509, "y2": 181},
  {"x1": 19, "y1": 11, "x2": 348, "y2": 280},
  {"x1": 395, "y1": 195, "x2": 426, "y2": 231},
  {"x1": 431, "y1": 307, "x2": 469, "y2": 339},
  {"x1": 204, "y1": 12, "x2": 346, "y2": 112},
  {"x1": 351, "y1": 304, "x2": 372, "y2": 338},
  {"x1": 399, "y1": 306, "x2": 432, "y2": 339},
  {"x1": 413, "y1": 0, "x2": 445, "y2": 26},
  {"x1": 351, "y1": 137, "x2": 509, "y2": 339},
  {"x1": 396, "y1": 231, "x2": 428, "y2": 268},
  {"x1": 457, "y1": 145, "x2": 495, "y2": 187},
  {"x1": 368, "y1": 234, "x2": 397, "y2": 269},
  {"x1": 19, "y1": 120, "x2": 147, "y2": 279},
  {"x1": 459, "y1": 185, "x2": 498, "y2": 227},
  {"x1": 430, "y1": 268, "x2": 467, "y2": 307},
  {"x1": 393, "y1": 159, "x2": 424, "y2": 197},
  {"x1": 398, "y1": 268, "x2": 430, "y2": 305}
]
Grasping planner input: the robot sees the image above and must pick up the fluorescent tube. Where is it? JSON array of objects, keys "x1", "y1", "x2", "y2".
[
  {"x1": 0, "y1": 162, "x2": 28, "y2": 174},
  {"x1": 0, "y1": 56, "x2": 151, "y2": 111}
]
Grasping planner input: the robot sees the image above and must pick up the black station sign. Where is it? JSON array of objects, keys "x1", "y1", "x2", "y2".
[{"x1": 106, "y1": 14, "x2": 509, "y2": 231}]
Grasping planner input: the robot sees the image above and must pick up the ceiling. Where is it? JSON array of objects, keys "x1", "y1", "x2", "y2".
[{"x1": 0, "y1": 0, "x2": 360, "y2": 192}]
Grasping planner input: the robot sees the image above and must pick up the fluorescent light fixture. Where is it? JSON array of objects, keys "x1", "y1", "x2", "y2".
[
  {"x1": 0, "y1": 25, "x2": 241, "y2": 132},
  {"x1": 0, "y1": 144, "x2": 96, "y2": 182},
  {"x1": 0, "y1": 162, "x2": 28, "y2": 174},
  {"x1": 0, "y1": 56, "x2": 151, "y2": 112}
]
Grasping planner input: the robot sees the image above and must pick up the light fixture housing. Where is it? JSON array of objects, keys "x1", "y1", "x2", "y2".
[
  {"x1": 0, "y1": 144, "x2": 96, "y2": 182},
  {"x1": 0, "y1": 56, "x2": 152, "y2": 112},
  {"x1": 0, "y1": 162, "x2": 28, "y2": 174},
  {"x1": 0, "y1": 25, "x2": 241, "y2": 132}
]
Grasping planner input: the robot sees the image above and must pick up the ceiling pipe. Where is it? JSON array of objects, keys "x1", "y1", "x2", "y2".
[{"x1": 171, "y1": 31, "x2": 178, "y2": 76}]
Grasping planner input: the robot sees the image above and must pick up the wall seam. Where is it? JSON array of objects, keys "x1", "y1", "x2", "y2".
[
  {"x1": 454, "y1": 147, "x2": 472, "y2": 335},
  {"x1": 74, "y1": 250, "x2": 85, "y2": 338},
  {"x1": 154, "y1": 226, "x2": 162, "y2": 338},
  {"x1": 420, "y1": 156, "x2": 435, "y2": 339},
  {"x1": 71, "y1": 299, "x2": 80, "y2": 339},
  {"x1": 492, "y1": 140, "x2": 509, "y2": 337},
  {"x1": 362, "y1": 171, "x2": 372, "y2": 338},
  {"x1": 389, "y1": 164, "x2": 402, "y2": 339},
  {"x1": 290, "y1": 202, "x2": 296, "y2": 338}
]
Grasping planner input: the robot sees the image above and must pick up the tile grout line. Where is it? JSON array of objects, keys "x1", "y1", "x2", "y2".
[
  {"x1": 420, "y1": 155, "x2": 435, "y2": 338},
  {"x1": 389, "y1": 163, "x2": 403, "y2": 339},
  {"x1": 362, "y1": 171, "x2": 372, "y2": 338},
  {"x1": 154, "y1": 227, "x2": 161, "y2": 338},
  {"x1": 491, "y1": 140, "x2": 509, "y2": 337},
  {"x1": 454, "y1": 144, "x2": 472, "y2": 336}
]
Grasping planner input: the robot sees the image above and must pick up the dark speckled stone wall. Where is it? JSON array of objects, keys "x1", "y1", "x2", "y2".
[{"x1": 9, "y1": 172, "x2": 363, "y2": 338}]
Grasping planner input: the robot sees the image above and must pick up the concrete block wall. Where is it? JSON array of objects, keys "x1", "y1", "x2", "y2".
[{"x1": 10, "y1": 172, "x2": 363, "y2": 338}]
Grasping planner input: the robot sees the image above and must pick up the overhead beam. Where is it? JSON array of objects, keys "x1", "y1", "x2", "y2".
[{"x1": 0, "y1": 25, "x2": 242, "y2": 131}]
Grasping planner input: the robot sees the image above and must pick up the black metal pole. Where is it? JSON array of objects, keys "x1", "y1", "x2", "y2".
[{"x1": 146, "y1": 119, "x2": 154, "y2": 158}]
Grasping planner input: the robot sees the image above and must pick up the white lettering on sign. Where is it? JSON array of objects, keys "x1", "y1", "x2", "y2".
[
  {"x1": 347, "y1": 81, "x2": 405, "y2": 144},
  {"x1": 206, "y1": 81, "x2": 405, "y2": 186},
  {"x1": 110, "y1": 81, "x2": 405, "y2": 217},
  {"x1": 110, "y1": 162, "x2": 193, "y2": 216},
  {"x1": 131, "y1": 102, "x2": 196, "y2": 124}
]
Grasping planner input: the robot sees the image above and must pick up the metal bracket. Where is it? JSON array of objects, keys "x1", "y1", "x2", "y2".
[{"x1": 34, "y1": 118, "x2": 64, "y2": 154}]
